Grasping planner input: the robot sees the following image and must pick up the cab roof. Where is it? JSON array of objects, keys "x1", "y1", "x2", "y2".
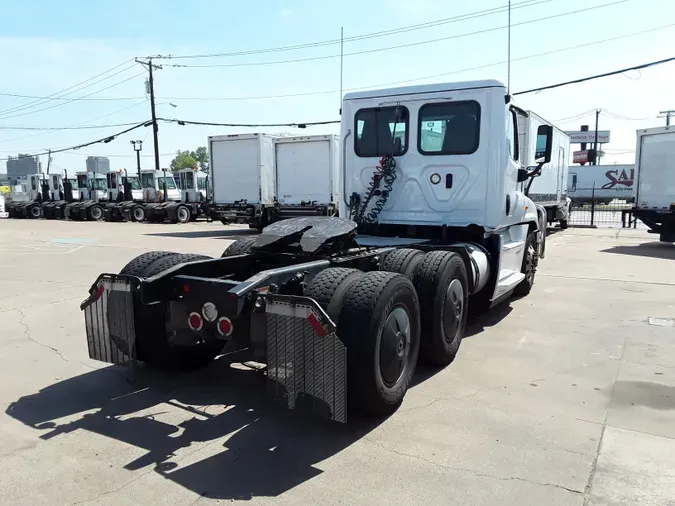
[{"x1": 343, "y1": 79, "x2": 505, "y2": 101}]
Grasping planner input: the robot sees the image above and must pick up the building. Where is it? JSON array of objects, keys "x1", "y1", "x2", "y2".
[
  {"x1": 86, "y1": 156, "x2": 110, "y2": 173},
  {"x1": 5, "y1": 154, "x2": 41, "y2": 184}
]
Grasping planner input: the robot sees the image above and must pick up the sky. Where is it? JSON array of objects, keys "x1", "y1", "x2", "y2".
[{"x1": 1, "y1": 0, "x2": 674, "y2": 174}]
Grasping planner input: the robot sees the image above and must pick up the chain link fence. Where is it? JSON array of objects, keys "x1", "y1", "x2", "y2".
[{"x1": 569, "y1": 187, "x2": 646, "y2": 229}]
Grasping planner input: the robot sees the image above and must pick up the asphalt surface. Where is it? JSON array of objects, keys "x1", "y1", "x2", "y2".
[{"x1": 0, "y1": 219, "x2": 674, "y2": 505}]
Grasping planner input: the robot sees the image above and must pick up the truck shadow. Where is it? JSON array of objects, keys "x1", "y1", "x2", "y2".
[
  {"x1": 4, "y1": 359, "x2": 381, "y2": 501},
  {"x1": 601, "y1": 242, "x2": 675, "y2": 260},
  {"x1": 145, "y1": 228, "x2": 258, "y2": 239}
]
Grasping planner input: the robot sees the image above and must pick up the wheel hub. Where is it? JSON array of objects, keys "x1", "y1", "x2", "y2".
[
  {"x1": 380, "y1": 306, "x2": 411, "y2": 387},
  {"x1": 443, "y1": 279, "x2": 464, "y2": 344}
]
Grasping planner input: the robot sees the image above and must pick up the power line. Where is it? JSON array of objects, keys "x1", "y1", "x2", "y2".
[
  {"x1": 153, "y1": 23, "x2": 675, "y2": 103},
  {"x1": 0, "y1": 62, "x2": 137, "y2": 117},
  {"x1": 0, "y1": 71, "x2": 146, "y2": 120},
  {"x1": 0, "y1": 92, "x2": 144, "y2": 102},
  {"x1": 159, "y1": 118, "x2": 340, "y2": 128},
  {"x1": 165, "y1": 1, "x2": 628, "y2": 68},
  {"x1": 513, "y1": 55, "x2": 675, "y2": 95},
  {"x1": 0, "y1": 121, "x2": 146, "y2": 131},
  {"x1": 157, "y1": 0, "x2": 555, "y2": 60},
  {"x1": 0, "y1": 121, "x2": 151, "y2": 161}
]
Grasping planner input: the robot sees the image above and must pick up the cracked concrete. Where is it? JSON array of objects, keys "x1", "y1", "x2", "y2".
[{"x1": 0, "y1": 220, "x2": 674, "y2": 505}]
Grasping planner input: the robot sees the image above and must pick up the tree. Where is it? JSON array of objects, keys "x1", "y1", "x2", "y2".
[
  {"x1": 170, "y1": 150, "x2": 197, "y2": 173},
  {"x1": 169, "y1": 147, "x2": 208, "y2": 173}
]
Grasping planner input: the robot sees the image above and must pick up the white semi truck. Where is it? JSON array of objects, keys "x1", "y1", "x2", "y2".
[
  {"x1": 632, "y1": 126, "x2": 675, "y2": 242},
  {"x1": 567, "y1": 163, "x2": 635, "y2": 204},
  {"x1": 208, "y1": 133, "x2": 339, "y2": 229},
  {"x1": 518, "y1": 111, "x2": 571, "y2": 229},
  {"x1": 80, "y1": 79, "x2": 551, "y2": 423}
]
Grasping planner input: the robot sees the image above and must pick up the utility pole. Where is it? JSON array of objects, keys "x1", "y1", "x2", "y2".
[
  {"x1": 135, "y1": 58, "x2": 162, "y2": 173},
  {"x1": 658, "y1": 110, "x2": 675, "y2": 126},
  {"x1": 45, "y1": 150, "x2": 52, "y2": 175},
  {"x1": 130, "y1": 140, "x2": 143, "y2": 180},
  {"x1": 593, "y1": 109, "x2": 601, "y2": 166}
]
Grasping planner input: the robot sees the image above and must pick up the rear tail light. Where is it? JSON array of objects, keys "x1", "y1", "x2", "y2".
[
  {"x1": 188, "y1": 312, "x2": 203, "y2": 332},
  {"x1": 217, "y1": 317, "x2": 233, "y2": 337}
]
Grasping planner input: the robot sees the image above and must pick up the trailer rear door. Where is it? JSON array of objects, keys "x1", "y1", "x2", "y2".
[
  {"x1": 636, "y1": 130, "x2": 675, "y2": 209},
  {"x1": 210, "y1": 136, "x2": 261, "y2": 204},
  {"x1": 276, "y1": 137, "x2": 332, "y2": 205}
]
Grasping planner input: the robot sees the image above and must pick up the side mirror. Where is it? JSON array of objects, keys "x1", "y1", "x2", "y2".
[
  {"x1": 517, "y1": 168, "x2": 529, "y2": 183},
  {"x1": 534, "y1": 124, "x2": 553, "y2": 164}
]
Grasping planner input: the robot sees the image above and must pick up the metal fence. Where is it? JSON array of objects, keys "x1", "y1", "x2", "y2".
[{"x1": 569, "y1": 187, "x2": 646, "y2": 229}]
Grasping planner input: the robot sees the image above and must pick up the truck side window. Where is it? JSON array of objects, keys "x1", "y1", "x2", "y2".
[
  {"x1": 507, "y1": 109, "x2": 519, "y2": 161},
  {"x1": 355, "y1": 106, "x2": 409, "y2": 157},
  {"x1": 418, "y1": 101, "x2": 480, "y2": 155}
]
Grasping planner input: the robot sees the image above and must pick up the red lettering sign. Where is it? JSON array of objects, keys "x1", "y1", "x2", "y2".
[{"x1": 601, "y1": 168, "x2": 634, "y2": 189}]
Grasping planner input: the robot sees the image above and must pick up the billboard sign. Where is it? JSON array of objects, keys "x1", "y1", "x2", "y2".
[{"x1": 565, "y1": 131, "x2": 611, "y2": 143}]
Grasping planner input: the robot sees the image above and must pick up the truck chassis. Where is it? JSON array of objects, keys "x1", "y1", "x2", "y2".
[{"x1": 81, "y1": 216, "x2": 537, "y2": 423}]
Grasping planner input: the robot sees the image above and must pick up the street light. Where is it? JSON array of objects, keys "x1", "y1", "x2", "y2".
[{"x1": 130, "y1": 140, "x2": 143, "y2": 180}]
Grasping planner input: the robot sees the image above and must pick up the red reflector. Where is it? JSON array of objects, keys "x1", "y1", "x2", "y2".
[
  {"x1": 307, "y1": 312, "x2": 326, "y2": 337},
  {"x1": 217, "y1": 317, "x2": 233, "y2": 337},
  {"x1": 188, "y1": 312, "x2": 203, "y2": 331},
  {"x1": 92, "y1": 284, "x2": 105, "y2": 302},
  {"x1": 183, "y1": 284, "x2": 190, "y2": 293}
]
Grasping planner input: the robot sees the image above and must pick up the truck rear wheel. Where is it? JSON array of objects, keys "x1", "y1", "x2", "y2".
[
  {"x1": 305, "y1": 267, "x2": 363, "y2": 320},
  {"x1": 380, "y1": 248, "x2": 425, "y2": 280},
  {"x1": 29, "y1": 204, "x2": 41, "y2": 219},
  {"x1": 514, "y1": 231, "x2": 538, "y2": 296},
  {"x1": 414, "y1": 251, "x2": 469, "y2": 365},
  {"x1": 176, "y1": 205, "x2": 191, "y2": 224},
  {"x1": 132, "y1": 205, "x2": 146, "y2": 222},
  {"x1": 88, "y1": 204, "x2": 103, "y2": 221},
  {"x1": 121, "y1": 252, "x2": 224, "y2": 370},
  {"x1": 336, "y1": 271, "x2": 421, "y2": 416},
  {"x1": 221, "y1": 236, "x2": 259, "y2": 257}
]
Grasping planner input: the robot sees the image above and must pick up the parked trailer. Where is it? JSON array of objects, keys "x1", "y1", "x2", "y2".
[
  {"x1": 632, "y1": 126, "x2": 675, "y2": 242},
  {"x1": 80, "y1": 79, "x2": 550, "y2": 423},
  {"x1": 567, "y1": 164, "x2": 635, "y2": 204},
  {"x1": 274, "y1": 134, "x2": 340, "y2": 219},
  {"x1": 518, "y1": 111, "x2": 571, "y2": 228}
]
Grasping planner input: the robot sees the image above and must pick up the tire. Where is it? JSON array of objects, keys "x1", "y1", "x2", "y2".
[
  {"x1": 29, "y1": 205, "x2": 42, "y2": 219},
  {"x1": 175, "y1": 205, "x2": 190, "y2": 224},
  {"x1": 305, "y1": 267, "x2": 363, "y2": 321},
  {"x1": 337, "y1": 271, "x2": 421, "y2": 416},
  {"x1": 88, "y1": 205, "x2": 103, "y2": 221},
  {"x1": 122, "y1": 252, "x2": 223, "y2": 370},
  {"x1": 514, "y1": 231, "x2": 538, "y2": 297},
  {"x1": 221, "y1": 236, "x2": 259, "y2": 257},
  {"x1": 414, "y1": 251, "x2": 469, "y2": 365},
  {"x1": 119, "y1": 251, "x2": 177, "y2": 276},
  {"x1": 132, "y1": 205, "x2": 146, "y2": 222},
  {"x1": 559, "y1": 219, "x2": 568, "y2": 230},
  {"x1": 380, "y1": 248, "x2": 424, "y2": 280}
]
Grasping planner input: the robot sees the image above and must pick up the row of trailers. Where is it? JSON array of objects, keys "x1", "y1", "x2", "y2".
[{"x1": 5, "y1": 168, "x2": 209, "y2": 224}]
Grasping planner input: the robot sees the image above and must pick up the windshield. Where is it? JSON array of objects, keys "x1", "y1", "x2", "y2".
[
  {"x1": 89, "y1": 179, "x2": 107, "y2": 191},
  {"x1": 157, "y1": 177, "x2": 177, "y2": 190},
  {"x1": 198, "y1": 177, "x2": 207, "y2": 190},
  {"x1": 140, "y1": 173, "x2": 155, "y2": 188},
  {"x1": 355, "y1": 106, "x2": 409, "y2": 157},
  {"x1": 125, "y1": 176, "x2": 141, "y2": 190}
]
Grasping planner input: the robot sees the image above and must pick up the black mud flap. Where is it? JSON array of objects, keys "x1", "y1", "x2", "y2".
[
  {"x1": 80, "y1": 275, "x2": 138, "y2": 365},
  {"x1": 264, "y1": 294, "x2": 347, "y2": 424}
]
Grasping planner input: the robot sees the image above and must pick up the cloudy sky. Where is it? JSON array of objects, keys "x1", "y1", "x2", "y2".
[{"x1": 1, "y1": 0, "x2": 673, "y2": 173}]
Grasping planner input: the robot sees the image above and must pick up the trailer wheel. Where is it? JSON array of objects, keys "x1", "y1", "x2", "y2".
[
  {"x1": 132, "y1": 205, "x2": 146, "y2": 222},
  {"x1": 514, "y1": 231, "x2": 538, "y2": 296},
  {"x1": 176, "y1": 205, "x2": 191, "y2": 224},
  {"x1": 414, "y1": 251, "x2": 468, "y2": 365},
  {"x1": 119, "y1": 251, "x2": 178, "y2": 275},
  {"x1": 305, "y1": 267, "x2": 363, "y2": 320},
  {"x1": 88, "y1": 205, "x2": 103, "y2": 221},
  {"x1": 380, "y1": 248, "x2": 425, "y2": 280},
  {"x1": 337, "y1": 271, "x2": 421, "y2": 416},
  {"x1": 121, "y1": 252, "x2": 223, "y2": 370},
  {"x1": 28, "y1": 205, "x2": 41, "y2": 219},
  {"x1": 221, "y1": 236, "x2": 259, "y2": 257}
]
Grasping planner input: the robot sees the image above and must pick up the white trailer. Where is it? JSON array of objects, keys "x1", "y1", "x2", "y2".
[
  {"x1": 632, "y1": 126, "x2": 675, "y2": 242},
  {"x1": 518, "y1": 111, "x2": 571, "y2": 228},
  {"x1": 567, "y1": 164, "x2": 635, "y2": 204},
  {"x1": 274, "y1": 134, "x2": 340, "y2": 219}
]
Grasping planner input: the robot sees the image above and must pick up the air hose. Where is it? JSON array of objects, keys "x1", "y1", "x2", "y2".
[{"x1": 350, "y1": 154, "x2": 397, "y2": 225}]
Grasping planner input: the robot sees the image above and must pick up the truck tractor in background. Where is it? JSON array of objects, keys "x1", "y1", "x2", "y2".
[
  {"x1": 6, "y1": 174, "x2": 44, "y2": 219},
  {"x1": 64, "y1": 172, "x2": 107, "y2": 221},
  {"x1": 41, "y1": 173, "x2": 76, "y2": 219},
  {"x1": 119, "y1": 169, "x2": 181, "y2": 223},
  {"x1": 81, "y1": 79, "x2": 553, "y2": 424}
]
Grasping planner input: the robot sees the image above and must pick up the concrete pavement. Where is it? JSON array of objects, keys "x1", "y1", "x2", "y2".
[{"x1": 0, "y1": 219, "x2": 673, "y2": 505}]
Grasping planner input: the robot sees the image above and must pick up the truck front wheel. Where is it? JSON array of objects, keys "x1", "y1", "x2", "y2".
[
  {"x1": 514, "y1": 231, "x2": 538, "y2": 296},
  {"x1": 414, "y1": 251, "x2": 469, "y2": 365},
  {"x1": 336, "y1": 271, "x2": 421, "y2": 416}
]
